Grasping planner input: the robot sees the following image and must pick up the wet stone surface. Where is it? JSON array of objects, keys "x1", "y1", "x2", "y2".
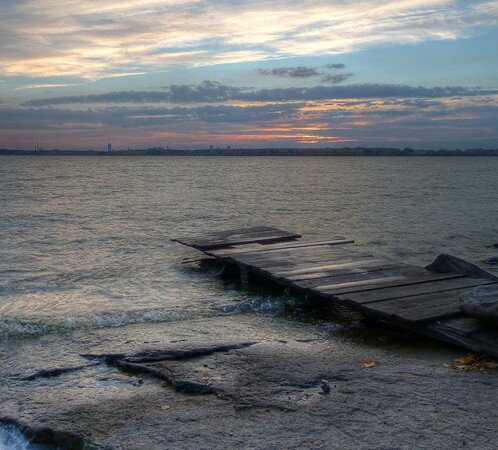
[{"x1": 1, "y1": 315, "x2": 497, "y2": 449}]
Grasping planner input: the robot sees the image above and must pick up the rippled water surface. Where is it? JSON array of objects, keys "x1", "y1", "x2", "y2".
[{"x1": 1, "y1": 156, "x2": 497, "y2": 337}]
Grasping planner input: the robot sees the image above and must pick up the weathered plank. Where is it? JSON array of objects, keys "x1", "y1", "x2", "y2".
[
  {"x1": 313, "y1": 272, "x2": 463, "y2": 296},
  {"x1": 272, "y1": 258, "x2": 390, "y2": 279},
  {"x1": 172, "y1": 226, "x2": 269, "y2": 242},
  {"x1": 297, "y1": 265, "x2": 421, "y2": 289},
  {"x1": 191, "y1": 230, "x2": 300, "y2": 248},
  {"x1": 280, "y1": 263, "x2": 404, "y2": 282},
  {"x1": 424, "y1": 319, "x2": 498, "y2": 357},
  {"x1": 361, "y1": 289, "x2": 470, "y2": 323},
  {"x1": 339, "y1": 277, "x2": 497, "y2": 304},
  {"x1": 208, "y1": 238, "x2": 352, "y2": 257},
  {"x1": 228, "y1": 246, "x2": 371, "y2": 270},
  {"x1": 171, "y1": 226, "x2": 301, "y2": 250},
  {"x1": 239, "y1": 252, "x2": 375, "y2": 273},
  {"x1": 470, "y1": 327, "x2": 498, "y2": 348},
  {"x1": 228, "y1": 242, "x2": 357, "y2": 261},
  {"x1": 436, "y1": 317, "x2": 487, "y2": 336}
]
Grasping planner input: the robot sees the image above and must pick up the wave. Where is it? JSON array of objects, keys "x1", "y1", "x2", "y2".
[
  {"x1": 0, "y1": 295, "x2": 298, "y2": 340},
  {"x1": 217, "y1": 295, "x2": 307, "y2": 315}
]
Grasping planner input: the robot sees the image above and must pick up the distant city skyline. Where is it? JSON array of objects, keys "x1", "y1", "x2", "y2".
[{"x1": 1, "y1": 0, "x2": 498, "y2": 149}]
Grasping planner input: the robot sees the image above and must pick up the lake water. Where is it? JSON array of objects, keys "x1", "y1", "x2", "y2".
[{"x1": 1, "y1": 156, "x2": 497, "y2": 339}]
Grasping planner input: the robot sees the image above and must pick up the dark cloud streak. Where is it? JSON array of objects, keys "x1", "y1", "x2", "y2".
[
  {"x1": 325, "y1": 63, "x2": 346, "y2": 69},
  {"x1": 258, "y1": 67, "x2": 320, "y2": 77},
  {"x1": 321, "y1": 74, "x2": 354, "y2": 84},
  {"x1": 23, "y1": 82, "x2": 498, "y2": 106},
  {"x1": 0, "y1": 103, "x2": 303, "y2": 129}
]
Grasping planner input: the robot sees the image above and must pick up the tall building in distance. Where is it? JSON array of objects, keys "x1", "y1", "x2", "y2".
[{"x1": 107, "y1": 143, "x2": 112, "y2": 152}]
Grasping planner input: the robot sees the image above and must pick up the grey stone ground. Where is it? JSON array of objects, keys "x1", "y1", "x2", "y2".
[{"x1": 1, "y1": 314, "x2": 497, "y2": 449}]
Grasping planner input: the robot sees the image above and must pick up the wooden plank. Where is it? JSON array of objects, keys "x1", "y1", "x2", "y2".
[
  {"x1": 245, "y1": 256, "x2": 382, "y2": 285},
  {"x1": 423, "y1": 320, "x2": 498, "y2": 358},
  {"x1": 313, "y1": 272, "x2": 464, "y2": 296},
  {"x1": 171, "y1": 227, "x2": 301, "y2": 250},
  {"x1": 208, "y1": 238, "x2": 352, "y2": 257},
  {"x1": 339, "y1": 278, "x2": 498, "y2": 304},
  {"x1": 172, "y1": 226, "x2": 270, "y2": 242},
  {"x1": 192, "y1": 231, "x2": 300, "y2": 249},
  {"x1": 285, "y1": 261, "x2": 407, "y2": 282},
  {"x1": 273, "y1": 258, "x2": 390, "y2": 279},
  {"x1": 207, "y1": 243, "x2": 274, "y2": 256},
  {"x1": 297, "y1": 265, "x2": 421, "y2": 289},
  {"x1": 197, "y1": 233, "x2": 299, "y2": 248},
  {"x1": 470, "y1": 327, "x2": 498, "y2": 347},
  {"x1": 172, "y1": 226, "x2": 294, "y2": 243},
  {"x1": 229, "y1": 242, "x2": 357, "y2": 261},
  {"x1": 236, "y1": 252, "x2": 375, "y2": 273},
  {"x1": 228, "y1": 246, "x2": 369, "y2": 268},
  {"x1": 362, "y1": 289, "x2": 472, "y2": 323},
  {"x1": 436, "y1": 317, "x2": 487, "y2": 336}
]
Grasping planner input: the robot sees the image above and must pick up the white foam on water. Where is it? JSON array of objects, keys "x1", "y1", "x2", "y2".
[
  {"x1": 217, "y1": 295, "x2": 300, "y2": 315},
  {"x1": 0, "y1": 295, "x2": 302, "y2": 339},
  {"x1": 0, "y1": 306, "x2": 217, "y2": 339}
]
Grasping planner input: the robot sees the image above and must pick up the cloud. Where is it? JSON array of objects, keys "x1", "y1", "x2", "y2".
[
  {"x1": 0, "y1": 102, "x2": 303, "y2": 129},
  {"x1": 325, "y1": 63, "x2": 346, "y2": 70},
  {"x1": 0, "y1": 1, "x2": 497, "y2": 79},
  {"x1": 15, "y1": 83, "x2": 77, "y2": 90},
  {"x1": 258, "y1": 64, "x2": 351, "y2": 82},
  {"x1": 3, "y1": 96, "x2": 498, "y2": 149},
  {"x1": 23, "y1": 82, "x2": 498, "y2": 106},
  {"x1": 258, "y1": 67, "x2": 320, "y2": 78},
  {"x1": 321, "y1": 74, "x2": 354, "y2": 84},
  {"x1": 258, "y1": 64, "x2": 351, "y2": 83}
]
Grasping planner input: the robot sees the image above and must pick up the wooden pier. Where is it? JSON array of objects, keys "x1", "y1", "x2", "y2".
[{"x1": 172, "y1": 227, "x2": 498, "y2": 357}]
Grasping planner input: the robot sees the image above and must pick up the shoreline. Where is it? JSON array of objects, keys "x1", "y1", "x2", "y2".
[
  {"x1": 1, "y1": 148, "x2": 498, "y2": 157},
  {"x1": 1, "y1": 314, "x2": 497, "y2": 449}
]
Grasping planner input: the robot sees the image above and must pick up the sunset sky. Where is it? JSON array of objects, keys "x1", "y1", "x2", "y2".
[{"x1": 1, "y1": 0, "x2": 498, "y2": 150}]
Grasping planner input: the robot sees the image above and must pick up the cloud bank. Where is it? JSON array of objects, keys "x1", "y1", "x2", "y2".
[
  {"x1": 3, "y1": 96, "x2": 498, "y2": 148},
  {"x1": 23, "y1": 82, "x2": 498, "y2": 106},
  {"x1": 3, "y1": 79, "x2": 497, "y2": 149}
]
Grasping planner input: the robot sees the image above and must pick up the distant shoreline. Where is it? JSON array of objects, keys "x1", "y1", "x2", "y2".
[{"x1": 1, "y1": 148, "x2": 498, "y2": 156}]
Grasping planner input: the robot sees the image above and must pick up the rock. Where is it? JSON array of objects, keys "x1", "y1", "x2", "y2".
[
  {"x1": 460, "y1": 286, "x2": 498, "y2": 327},
  {"x1": 320, "y1": 379, "x2": 331, "y2": 395},
  {"x1": 481, "y1": 254, "x2": 498, "y2": 265},
  {"x1": 426, "y1": 254, "x2": 497, "y2": 280}
]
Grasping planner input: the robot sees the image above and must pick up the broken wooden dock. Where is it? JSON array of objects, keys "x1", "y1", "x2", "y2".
[{"x1": 172, "y1": 227, "x2": 498, "y2": 357}]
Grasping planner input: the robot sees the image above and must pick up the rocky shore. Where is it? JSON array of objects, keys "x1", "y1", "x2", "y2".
[{"x1": 1, "y1": 314, "x2": 497, "y2": 449}]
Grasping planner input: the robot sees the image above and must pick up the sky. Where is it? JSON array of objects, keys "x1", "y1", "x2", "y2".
[{"x1": 1, "y1": 0, "x2": 498, "y2": 150}]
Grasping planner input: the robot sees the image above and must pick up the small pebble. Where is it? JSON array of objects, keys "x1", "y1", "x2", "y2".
[{"x1": 320, "y1": 379, "x2": 331, "y2": 395}]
